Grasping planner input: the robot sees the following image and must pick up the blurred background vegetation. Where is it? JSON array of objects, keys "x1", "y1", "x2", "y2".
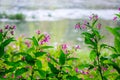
[{"x1": 0, "y1": 0, "x2": 119, "y2": 47}]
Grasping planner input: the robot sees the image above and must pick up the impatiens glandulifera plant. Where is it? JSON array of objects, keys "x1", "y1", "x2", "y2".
[
  {"x1": 75, "y1": 14, "x2": 120, "y2": 80},
  {"x1": 10, "y1": 30, "x2": 53, "y2": 79},
  {"x1": 106, "y1": 8, "x2": 120, "y2": 79},
  {"x1": 46, "y1": 43, "x2": 80, "y2": 80},
  {"x1": 0, "y1": 25, "x2": 16, "y2": 78}
]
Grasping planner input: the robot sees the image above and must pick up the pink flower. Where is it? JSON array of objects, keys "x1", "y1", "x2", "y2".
[
  {"x1": 62, "y1": 44, "x2": 67, "y2": 50},
  {"x1": 3, "y1": 75, "x2": 7, "y2": 78},
  {"x1": 84, "y1": 71, "x2": 89, "y2": 75},
  {"x1": 102, "y1": 67, "x2": 107, "y2": 71},
  {"x1": 97, "y1": 23, "x2": 101, "y2": 29},
  {"x1": 66, "y1": 69, "x2": 69, "y2": 73},
  {"x1": 118, "y1": 8, "x2": 120, "y2": 11},
  {"x1": 90, "y1": 75, "x2": 94, "y2": 78},
  {"x1": 39, "y1": 41, "x2": 44, "y2": 45},
  {"x1": 75, "y1": 23, "x2": 80, "y2": 29},
  {"x1": 47, "y1": 57, "x2": 50, "y2": 62},
  {"x1": 12, "y1": 25, "x2": 16, "y2": 29},
  {"x1": 43, "y1": 34, "x2": 50, "y2": 42},
  {"x1": 80, "y1": 70, "x2": 84, "y2": 74},
  {"x1": 36, "y1": 30, "x2": 40, "y2": 35},
  {"x1": 94, "y1": 67, "x2": 97, "y2": 71},
  {"x1": 17, "y1": 76, "x2": 22, "y2": 79},
  {"x1": 75, "y1": 68, "x2": 79, "y2": 73},
  {"x1": 25, "y1": 40, "x2": 31, "y2": 48},
  {"x1": 89, "y1": 16, "x2": 92, "y2": 20},
  {"x1": 5, "y1": 24, "x2": 9, "y2": 29},
  {"x1": 10, "y1": 31, "x2": 14, "y2": 35},
  {"x1": 94, "y1": 15, "x2": 98, "y2": 20},
  {"x1": 12, "y1": 74, "x2": 14, "y2": 78},
  {"x1": 75, "y1": 45, "x2": 80, "y2": 50},
  {"x1": 113, "y1": 16, "x2": 117, "y2": 21},
  {"x1": 81, "y1": 24, "x2": 86, "y2": 29},
  {"x1": 0, "y1": 29, "x2": 3, "y2": 33},
  {"x1": 84, "y1": 20, "x2": 87, "y2": 25}
]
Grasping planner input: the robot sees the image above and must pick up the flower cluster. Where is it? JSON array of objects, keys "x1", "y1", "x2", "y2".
[
  {"x1": 113, "y1": 8, "x2": 120, "y2": 21},
  {"x1": 39, "y1": 33, "x2": 50, "y2": 45},
  {"x1": 0, "y1": 24, "x2": 16, "y2": 36}
]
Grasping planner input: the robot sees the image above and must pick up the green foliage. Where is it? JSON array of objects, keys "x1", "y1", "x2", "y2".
[
  {"x1": 0, "y1": 13, "x2": 25, "y2": 21},
  {"x1": 48, "y1": 62, "x2": 59, "y2": 74},
  {"x1": 15, "y1": 68, "x2": 28, "y2": 77},
  {"x1": 59, "y1": 50, "x2": 66, "y2": 65},
  {"x1": 0, "y1": 9, "x2": 120, "y2": 80}
]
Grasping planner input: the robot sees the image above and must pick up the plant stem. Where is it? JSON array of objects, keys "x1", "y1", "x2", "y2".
[
  {"x1": 96, "y1": 43, "x2": 103, "y2": 80},
  {"x1": 97, "y1": 55, "x2": 103, "y2": 80},
  {"x1": 31, "y1": 65, "x2": 35, "y2": 80}
]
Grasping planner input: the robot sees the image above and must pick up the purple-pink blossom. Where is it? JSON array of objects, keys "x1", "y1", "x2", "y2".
[
  {"x1": 12, "y1": 25, "x2": 16, "y2": 29},
  {"x1": 97, "y1": 23, "x2": 101, "y2": 29},
  {"x1": 118, "y1": 8, "x2": 120, "y2": 11},
  {"x1": 75, "y1": 45, "x2": 80, "y2": 50},
  {"x1": 102, "y1": 67, "x2": 107, "y2": 71},
  {"x1": 43, "y1": 34, "x2": 50, "y2": 42},
  {"x1": 75, "y1": 68, "x2": 79, "y2": 73},
  {"x1": 89, "y1": 16, "x2": 92, "y2": 20},
  {"x1": 94, "y1": 15, "x2": 98, "y2": 20},
  {"x1": 39, "y1": 33, "x2": 50, "y2": 45},
  {"x1": 75, "y1": 23, "x2": 80, "y2": 29},
  {"x1": 5, "y1": 24, "x2": 9, "y2": 29},
  {"x1": 10, "y1": 31, "x2": 14, "y2": 35},
  {"x1": 0, "y1": 29, "x2": 3, "y2": 33},
  {"x1": 3, "y1": 75, "x2": 7, "y2": 78},
  {"x1": 81, "y1": 24, "x2": 86, "y2": 29},
  {"x1": 36, "y1": 30, "x2": 40, "y2": 35},
  {"x1": 89, "y1": 14, "x2": 98, "y2": 21},
  {"x1": 62, "y1": 44, "x2": 67, "y2": 50},
  {"x1": 25, "y1": 40, "x2": 31, "y2": 48},
  {"x1": 113, "y1": 16, "x2": 117, "y2": 21},
  {"x1": 83, "y1": 20, "x2": 87, "y2": 25}
]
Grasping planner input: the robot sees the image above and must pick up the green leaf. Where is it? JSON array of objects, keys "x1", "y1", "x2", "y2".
[
  {"x1": 106, "y1": 27, "x2": 120, "y2": 38},
  {"x1": 48, "y1": 62, "x2": 59, "y2": 74},
  {"x1": 100, "y1": 44, "x2": 117, "y2": 53},
  {"x1": 35, "y1": 52, "x2": 47, "y2": 57},
  {"x1": 2, "y1": 37, "x2": 15, "y2": 47},
  {"x1": 92, "y1": 20, "x2": 97, "y2": 27},
  {"x1": 48, "y1": 56, "x2": 58, "y2": 64},
  {"x1": 25, "y1": 54, "x2": 35, "y2": 65},
  {"x1": 114, "y1": 38, "x2": 120, "y2": 53},
  {"x1": 4, "y1": 61, "x2": 21, "y2": 67},
  {"x1": 32, "y1": 36, "x2": 39, "y2": 46},
  {"x1": 84, "y1": 37, "x2": 96, "y2": 47},
  {"x1": 78, "y1": 64, "x2": 91, "y2": 69},
  {"x1": 115, "y1": 75, "x2": 120, "y2": 80},
  {"x1": 66, "y1": 57, "x2": 78, "y2": 61},
  {"x1": 66, "y1": 76, "x2": 82, "y2": 80},
  {"x1": 36, "y1": 60, "x2": 42, "y2": 69},
  {"x1": 110, "y1": 54, "x2": 120, "y2": 59},
  {"x1": 6, "y1": 67, "x2": 16, "y2": 73},
  {"x1": 15, "y1": 68, "x2": 28, "y2": 77},
  {"x1": 89, "y1": 50, "x2": 97, "y2": 60},
  {"x1": 38, "y1": 70, "x2": 46, "y2": 78},
  {"x1": 0, "y1": 46, "x2": 4, "y2": 58},
  {"x1": 40, "y1": 46, "x2": 54, "y2": 49},
  {"x1": 103, "y1": 60, "x2": 120, "y2": 74},
  {"x1": 59, "y1": 50, "x2": 66, "y2": 65},
  {"x1": 0, "y1": 33, "x2": 3, "y2": 42},
  {"x1": 38, "y1": 34, "x2": 44, "y2": 41},
  {"x1": 82, "y1": 32, "x2": 94, "y2": 38},
  {"x1": 116, "y1": 14, "x2": 120, "y2": 18}
]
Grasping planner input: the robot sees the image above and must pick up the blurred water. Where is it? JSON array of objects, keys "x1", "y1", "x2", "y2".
[
  {"x1": 0, "y1": 0, "x2": 119, "y2": 45},
  {"x1": 0, "y1": 0, "x2": 119, "y2": 10}
]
